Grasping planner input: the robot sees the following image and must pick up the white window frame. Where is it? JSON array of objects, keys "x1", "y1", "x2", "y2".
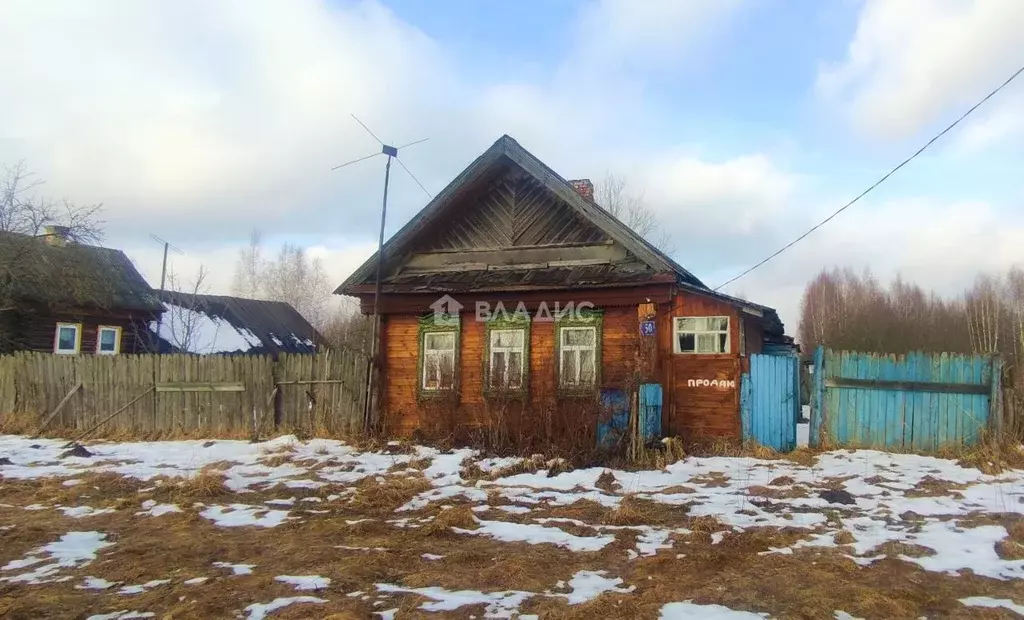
[
  {"x1": 558, "y1": 325, "x2": 597, "y2": 388},
  {"x1": 674, "y1": 316, "x2": 730, "y2": 354},
  {"x1": 53, "y1": 322, "x2": 82, "y2": 355},
  {"x1": 488, "y1": 328, "x2": 526, "y2": 390},
  {"x1": 422, "y1": 331, "x2": 457, "y2": 391},
  {"x1": 96, "y1": 325, "x2": 122, "y2": 355}
]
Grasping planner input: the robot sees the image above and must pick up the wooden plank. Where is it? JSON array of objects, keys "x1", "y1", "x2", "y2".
[
  {"x1": 824, "y1": 377, "x2": 989, "y2": 395},
  {"x1": 33, "y1": 381, "x2": 82, "y2": 436},
  {"x1": 155, "y1": 382, "x2": 246, "y2": 393}
]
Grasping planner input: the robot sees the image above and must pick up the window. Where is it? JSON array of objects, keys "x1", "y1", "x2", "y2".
[
  {"x1": 559, "y1": 326, "x2": 597, "y2": 387},
  {"x1": 488, "y1": 329, "x2": 525, "y2": 390},
  {"x1": 96, "y1": 326, "x2": 122, "y2": 355},
  {"x1": 53, "y1": 323, "x2": 81, "y2": 355},
  {"x1": 422, "y1": 331, "x2": 457, "y2": 390},
  {"x1": 674, "y1": 316, "x2": 730, "y2": 354}
]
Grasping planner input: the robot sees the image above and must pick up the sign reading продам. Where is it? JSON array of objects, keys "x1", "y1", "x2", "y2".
[{"x1": 687, "y1": 379, "x2": 736, "y2": 389}]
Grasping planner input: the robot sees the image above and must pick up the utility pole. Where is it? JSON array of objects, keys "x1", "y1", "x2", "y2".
[
  {"x1": 331, "y1": 117, "x2": 431, "y2": 433},
  {"x1": 149, "y1": 234, "x2": 183, "y2": 351}
]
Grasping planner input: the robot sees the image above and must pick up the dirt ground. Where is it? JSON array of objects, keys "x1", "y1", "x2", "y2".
[{"x1": 1, "y1": 435, "x2": 1023, "y2": 619}]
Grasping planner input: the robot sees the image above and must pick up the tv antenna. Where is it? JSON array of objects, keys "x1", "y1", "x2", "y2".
[{"x1": 332, "y1": 115, "x2": 432, "y2": 432}]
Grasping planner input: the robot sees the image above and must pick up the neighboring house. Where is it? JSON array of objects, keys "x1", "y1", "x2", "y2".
[
  {"x1": 0, "y1": 228, "x2": 163, "y2": 355},
  {"x1": 152, "y1": 291, "x2": 322, "y2": 356},
  {"x1": 337, "y1": 135, "x2": 794, "y2": 442}
]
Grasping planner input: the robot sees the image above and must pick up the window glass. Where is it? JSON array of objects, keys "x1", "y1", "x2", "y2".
[
  {"x1": 674, "y1": 316, "x2": 730, "y2": 354},
  {"x1": 98, "y1": 328, "x2": 118, "y2": 353}
]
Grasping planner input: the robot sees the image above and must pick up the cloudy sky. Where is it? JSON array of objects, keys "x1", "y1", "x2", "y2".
[{"x1": 2, "y1": 0, "x2": 1023, "y2": 333}]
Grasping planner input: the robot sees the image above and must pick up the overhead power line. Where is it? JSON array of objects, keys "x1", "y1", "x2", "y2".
[{"x1": 714, "y1": 62, "x2": 1024, "y2": 292}]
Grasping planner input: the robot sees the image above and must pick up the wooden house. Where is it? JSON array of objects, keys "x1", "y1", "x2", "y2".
[
  {"x1": 0, "y1": 228, "x2": 163, "y2": 355},
  {"x1": 337, "y1": 135, "x2": 793, "y2": 445}
]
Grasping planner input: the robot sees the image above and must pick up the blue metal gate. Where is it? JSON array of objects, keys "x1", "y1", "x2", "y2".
[{"x1": 741, "y1": 353, "x2": 800, "y2": 451}]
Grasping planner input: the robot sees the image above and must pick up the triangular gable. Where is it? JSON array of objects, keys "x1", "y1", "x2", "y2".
[
  {"x1": 336, "y1": 134, "x2": 705, "y2": 292},
  {"x1": 414, "y1": 165, "x2": 611, "y2": 251}
]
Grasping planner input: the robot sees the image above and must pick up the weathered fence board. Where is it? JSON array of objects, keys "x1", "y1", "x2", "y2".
[
  {"x1": 810, "y1": 347, "x2": 999, "y2": 450},
  {"x1": 0, "y1": 350, "x2": 367, "y2": 438}
]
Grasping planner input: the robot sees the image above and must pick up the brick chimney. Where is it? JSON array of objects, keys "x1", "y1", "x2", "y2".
[
  {"x1": 42, "y1": 225, "x2": 71, "y2": 246},
  {"x1": 568, "y1": 178, "x2": 594, "y2": 201}
]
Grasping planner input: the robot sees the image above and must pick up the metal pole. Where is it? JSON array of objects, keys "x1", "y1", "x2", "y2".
[
  {"x1": 364, "y1": 156, "x2": 392, "y2": 432},
  {"x1": 159, "y1": 242, "x2": 169, "y2": 291},
  {"x1": 153, "y1": 241, "x2": 170, "y2": 352}
]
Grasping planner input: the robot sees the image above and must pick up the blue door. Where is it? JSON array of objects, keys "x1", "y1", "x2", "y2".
[{"x1": 741, "y1": 354, "x2": 799, "y2": 451}]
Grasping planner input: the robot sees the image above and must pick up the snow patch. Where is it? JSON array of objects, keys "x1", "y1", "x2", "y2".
[
  {"x1": 454, "y1": 519, "x2": 615, "y2": 552},
  {"x1": 243, "y1": 597, "x2": 326, "y2": 620},
  {"x1": 274, "y1": 575, "x2": 331, "y2": 591},
  {"x1": 118, "y1": 579, "x2": 170, "y2": 595},
  {"x1": 200, "y1": 504, "x2": 289, "y2": 528},
  {"x1": 661, "y1": 601, "x2": 769, "y2": 619},
  {"x1": 1, "y1": 531, "x2": 112, "y2": 584}
]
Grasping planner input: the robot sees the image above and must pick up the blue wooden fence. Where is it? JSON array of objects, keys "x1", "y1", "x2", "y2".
[
  {"x1": 810, "y1": 347, "x2": 1001, "y2": 450},
  {"x1": 741, "y1": 353, "x2": 800, "y2": 451}
]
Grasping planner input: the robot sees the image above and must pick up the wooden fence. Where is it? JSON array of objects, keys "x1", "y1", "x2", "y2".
[
  {"x1": 809, "y1": 347, "x2": 1001, "y2": 450},
  {"x1": 0, "y1": 350, "x2": 368, "y2": 438}
]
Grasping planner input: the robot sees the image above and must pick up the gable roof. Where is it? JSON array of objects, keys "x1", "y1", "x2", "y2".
[
  {"x1": 338, "y1": 135, "x2": 705, "y2": 293},
  {"x1": 0, "y1": 230, "x2": 163, "y2": 313},
  {"x1": 336, "y1": 135, "x2": 785, "y2": 337},
  {"x1": 154, "y1": 291, "x2": 323, "y2": 355}
]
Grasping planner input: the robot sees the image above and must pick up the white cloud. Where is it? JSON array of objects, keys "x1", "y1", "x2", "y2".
[
  {"x1": 715, "y1": 196, "x2": 1024, "y2": 332},
  {"x1": 571, "y1": 0, "x2": 742, "y2": 74},
  {"x1": 818, "y1": 0, "x2": 1024, "y2": 141},
  {"x1": 0, "y1": 0, "x2": 456, "y2": 238},
  {"x1": 636, "y1": 153, "x2": 799, "y2": 236}
]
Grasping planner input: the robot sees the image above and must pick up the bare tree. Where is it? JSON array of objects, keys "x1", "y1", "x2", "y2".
[
  {"x1": 230, "y1": 231, "x2": 332, "y2": 329},
  {"x1": 161, "y1": 265, "x2": 213, "y2": 353},
  {"x1": 263, "y1": 243, "x2": 331, "y2": 328},
  {"x1": 595, "y1": 172, "x2": 674, "y2": 254},
  {"x1": 322, "y1": 296, "x2": 373, "y2": 354},
  {"x1": 1, "y1": 161, "x2": 104, "y2": 243},
  {"x1": 231, "y1": 229, "x2": 263, "y2": 299}
]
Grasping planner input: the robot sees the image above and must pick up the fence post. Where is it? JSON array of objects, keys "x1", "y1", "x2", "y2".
[
  {"x1": 990, "y1": 355, "x2": 1004, "y2": 436},
  {"x1": 809, "y1": 346, "x2": 825, "y2": 448}
]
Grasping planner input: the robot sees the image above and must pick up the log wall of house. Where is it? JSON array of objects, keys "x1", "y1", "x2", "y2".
[
  {"x1": 15, "y1": 309, "x2": 157, "y2": 355},
  {"x1": 380, "y1": 305, "x2": 640, "y2": 441},
  {"x1": 379, "y1": 286, "x2": 758, "y2": 444}
]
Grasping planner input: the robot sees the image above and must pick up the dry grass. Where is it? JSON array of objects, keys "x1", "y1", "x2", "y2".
[
  {"x1": 420, "y1": 506, "x2": 478, "y2": 536},
  {"x1": 151, "y1": 470, "x2": 230, "y2": 502},
  {"x1": 747, "y1": 484, "x2": 809, "y2": 499},
  {"x1": 258, "y1": 453, "x2": 293, "y2": 467},
  {"x1": 938, "y1": 435, "x2": 1024, "y2": 474},
  {"x1": 689, "y1": 471, "x2": 731, "y2": 488},
  {"x1": 905, "y1": 475, "x2": 968, "y2": 498},
  {"x1": 834, "y1": 530, "x2": 855, "y2": 545},
  {"x1": 595, "y1": 470, "x2": 619, "y2": 493},
  {"x1": 869, "y1": 541, "x2": 936, "y2": 558},
  {"x1": 603, "y1": 495, "x2": 689, "y2": 527},
  {"x1": 995, "y1": 538, "x2": 1024, "y2": 560},
  {"x1": 349, "y1": 475, "x2": 433, "y2": 513}
]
